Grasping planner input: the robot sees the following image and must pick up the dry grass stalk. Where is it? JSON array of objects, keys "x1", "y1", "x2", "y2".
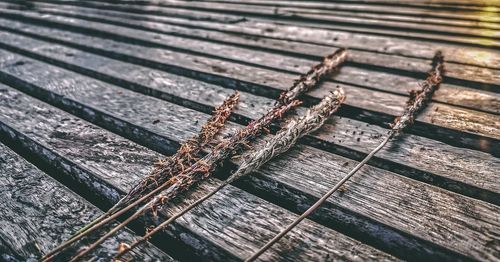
[
  {"x1": 56, "y1": 48, "x2": 348, "y2": 261},
  {"x1": 70, "y1": 100, "x2": 301, "y2": 261},
  {"x1": 41, "y1": 92, "x2": 240, "y2": 261},
  {"x1": 114, "y1": 88, "x2": 346, "y2": 259},
  {"x1": 278, "y1": 48, "x2": 347, "y2": 106},
  {"x1": 245, "y1": 51, "x2": 444, "y2": 262},
  {"x1": 120, "y1": 91, "x2": 241, "y2": 210}
]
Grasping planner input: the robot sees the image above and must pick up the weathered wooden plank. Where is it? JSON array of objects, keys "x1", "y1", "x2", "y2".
[
  {"x1": 0, "y1": 14, "x2": 497, "y2": 117},
  {"x1": 19, "y1": 0, "x2": 500, "y2": 70},
  {"x1": 0, "y1": 140, "x2": 174, "y2": 260},
  {"x1": 0, "y1": 30, "x2": 498, "y2": 204},
  {"x1": 27, "y1": 0, "x2": 500, "y2": 35},
  {"x1": 81, "y1": 0, "x2": 500, "y2": 48},
  {"x1": 4, "y1": 0, "x2": 500, "y2": 71},
  {"x1": 5, "y1": 2, "x2": 500, "y2": 94},
  {"x1": 201, "y1": 0, "x2": 500, "y2": 12},
  {"x1": 0, "y1": 52, "x2": 498, "y2": 261},
  {"x1": 310, "y1": 0, "x2": 500, "y2": 8},
  {"x1": 267, "y1": 7, "x2": 500, "y2": 31},
  {"x1": 0, "y1": 14, "x2": 498, "y2": 155},
  {"x1": 53, "y1": 0, "x2": 500, "y2": 23},
  {"x1": 0, "y1": 84, "x2": 400, "y2": 262},
  {"x1": 164, "y1": 1, "x2": 500, "y2": 39},
  {"x1": 200, "y1": 0, "x2": 500, "y2": 29}
]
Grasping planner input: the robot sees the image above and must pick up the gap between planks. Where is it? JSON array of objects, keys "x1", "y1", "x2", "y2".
[
  {"x1": 0, "y1": 84, "x2": 402, "y2": 262},
  {"x1": 0, "y1": 55, "x2": 498, "y2": 260},
  {"x1": 0, "y1": 40, "x2": 498, "y2": 204}
]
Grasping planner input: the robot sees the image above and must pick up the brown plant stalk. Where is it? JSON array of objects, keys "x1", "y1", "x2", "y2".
[
  {"x1": 70, "y1": 100, "x2": 301, "y2": 261},
  {"x1": 41, "y1": 92, "x2": 240, "y2": 261},
  {"x1": 70, "y1": 48, "x2": 349, "y2": 260},
  {"x1": 245, "y1": 51, "x2": 445, "y2": 262},
  {"x1": 114, "y1": 88, "x2": 346, "y2": 259},
  {"x1": 278, "y1": 48, "x2": 347, "y2": 106}
]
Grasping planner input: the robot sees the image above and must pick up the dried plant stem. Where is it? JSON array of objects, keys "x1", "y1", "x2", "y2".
[
  {"x1": 41, "y1": 92, "x2": 240, "y2": 262},
  {"x1": 278, "y1": 48, "x2": 347, "y2": 106},
  {"x1": 245, "y1": 51, "x2": 444, "y2": 262},
  {"x1": 115, "y1": 88, "x2": 346, "y2": 259},
  {"x1": 69, "y1": 101, "x2": 300, "y2": 261},
  {"x1": 120, "y1": 92, "x2": 241, "y2": 208},
  {"x1": 63, "y1": 47, "x2": 347, "y2": 261}
]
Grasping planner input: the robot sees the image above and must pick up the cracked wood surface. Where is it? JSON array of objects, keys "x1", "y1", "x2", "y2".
[
  {"x1": 75, "y1": 0, "x2": 500, "y2": 48},
  {"x1": 0, "y1": 53, "x2": 498, "y2": 261},
  {"x1": 0, "y1": 5, "x2": 498, "y2": 116},
  {"x1": 0, "y1": 84, "x2": 399, "y2": 261},
  {"x1": 0, "y1": 1, "x2": 498, "y2": 261},
  {"x1": 0, "y1": 11, "x2": 497, "y2": 155},
  {"x1": 0, "y1": 37, "x2": 497, "y2": 203},
  {"x1": 0, "y1": 141, "x2": 173, "y2": 261}
]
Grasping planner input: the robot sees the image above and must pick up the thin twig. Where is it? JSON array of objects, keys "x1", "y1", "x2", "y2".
[
  {"x1": 70, "y1": 47, "x2": 349, "y2": 260},
  {"x1": 56, "y1": 47, "x2": 348, "y2": 261},
  {"x1": 114, "y1": 88, "x2": 346, "y2": 259},
  {"x1": 69, "y1": 100, "x2": 300, "y2": 261},
  {"x1": 41, "y1": 92, "x2": 240, "y2": 261},
  {"x1": 245, "y1": 51, "x2": 444, "y2": 262},
  {"x1": 278, "y1": 48, "x2": 347, "y2": 106}
]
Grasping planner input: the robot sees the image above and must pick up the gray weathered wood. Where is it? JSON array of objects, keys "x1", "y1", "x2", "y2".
[
  {"x1": 0, "y1": 12, "x2": 497, "y2": 116},
  {"x1": 45, "y1": 0, "x2": 500, "y2": 25},
  {"x1": 0, "y1": 140, "x2": 173, "y2": 261},
  {"x1": 25, "y1": 0, "x2": 500, "y2": 39},
  {"x1": 206, "y1": 1, "x2": 500, "y2": 30},
  {"x1": 0, "y1": 84, "x2": 399, "y2": 262},
  {"x1": 77, "y1": 0, "x2": 500, "y2": 48},
  {"x1": 0, "y1": 13, "x2": 498, "y2": 155},
  {"x1": 166, "y1": 1, "x2": 500, "y2": 39},
  {"x1": 14, "y1": 0, "x2": 500, "y2": 70},
  {"x1": 300, "y1": 0, "x2": 500, "y2": 9},
  {"x1": 194, "y1": 0, "x2": 500, "y2": 13},
  {"x1": 200, "y1": 0, "x2": 500, "y2": 21},
  {"x1": 0, "y1": 31, "x2": 498, "y2": 205},
  {"x1": 0, "y1": 52, "x2": 498, "y2": 261},
  {"x1": 5, "y1": 2, "x2": 500, "y2": 96}
]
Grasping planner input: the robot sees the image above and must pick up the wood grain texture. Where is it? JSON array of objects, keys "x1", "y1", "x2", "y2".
[
  {"x1": 184, "y1": 0, "x2": 500, "y2": 27},
  {"x1": 0, "y1": 14, "x2": 497, "y2": 116},
  {"x1": 3, "y1": 2, "x2": 499, "y2": 106},
  {"x1": 200, "y1": 1, "x2": 500, "y2": 30},
  {"x1": 0, "y1": 13, "x2": 497, "y2": 155},
  {"x1": 179, "y1": 0, "x2": 500, "y2": 18},
  {"x1": 42, "y1": 0, "x2": 500, "y2": 21},
  {"x1": 0, "y1": 142, "x2": 173, "y2": 261},
  {"x1": 0, "y1": 84, "x2": 399, "y2": 262},
  {"x1": 0, "y1": 54, "x2": 498, "y2": 261},
  {"x1": 157, "y1": 1, "x2": 500, "y2": 39},
  {"x1": 0, "y1": 33, "x2": 497, "y2": 205},
  {"x1": 6, "y1": 0, "x2": 500, "y2": 71},
  {"x1": 76, "y1": 0, "x2": 500, "y2": 48}
]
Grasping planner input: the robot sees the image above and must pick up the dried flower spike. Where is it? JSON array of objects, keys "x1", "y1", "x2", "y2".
[
  {"x1": 114, "y1": 88, "x2": 346, "y2": 259},
  {"x1": 278, "y1": 48, "x2": 347, "y2": 106},
  {"x1": 69, "y1": 100, "x2": 300, "y2": 262},
  {"x1": 62, "y1": 48, "x2": 348, "y2": 260},
  {"x1": 391, "y1": 51, "x2": 444, "y2": 133},
  {"x1": 41, "y1": 92, "x2": 240, "y2": 262},
  {"x1": 245, "y1": 51, "x2": 444, "y2": 262},
  {"x1": 121, "y1": 91, "x2": 241, "y2": 208}
]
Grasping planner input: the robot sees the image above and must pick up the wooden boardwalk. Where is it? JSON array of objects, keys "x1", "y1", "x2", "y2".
[{"x1": 0, "y1": 0, "x2": 498, "y2": 261}]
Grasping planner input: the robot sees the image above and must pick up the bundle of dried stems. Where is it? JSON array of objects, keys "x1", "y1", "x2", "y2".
[
  {"x1": 45, "y1": 48, "x2": 348, "y2": 261},
  {"x1": 41, "y1": 92, "x2": 240, "y2": 261},
  {"x1": 115, "y1": 88, "x2": 346, "y2": 259},
  {"x1": 245, "y1": 51, "x2": 444, "y2": 262},
  {"x1": 70, "y1": 99, "x2": 301, "y2": 261}
]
